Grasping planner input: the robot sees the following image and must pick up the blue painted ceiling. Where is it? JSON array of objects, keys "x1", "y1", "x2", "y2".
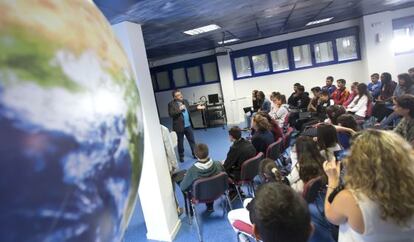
[{"x1": 94, "y1": 0, "x2": 414, "y2": 60}]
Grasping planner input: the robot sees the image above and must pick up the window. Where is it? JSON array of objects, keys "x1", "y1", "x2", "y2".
[
  {"x1": 270, "y1": 49, "x2": 289, "y2": 72},
  {"x1": 150, "y1": 56, "x2": 220, "y2": 92},
  {"x1": 234, "y1": 56, "x2": 252, "y2": 78},
  {"x1": 172, "y1": 68, "x2": 187, "y2": 87},
  {"x1": 293, "y1": 44, "x2": 312, "y2": 68},
  {"x1": 314, "y1": 41, "x2": 334, "y2": 63},
  {"x1": 392, "y1": 15, "x2": 414, "y2": 54},
  {"x1": 151, "y1": 74, "x2": 157, "y2": 89},
  {"x1": 392, "y1": 25, "x2": 414, "y2": 54},
  {"x1": 187, "y1": 66, "x2": 202, "y2": 84},
  {"x1": 252, "y1": 54, "x2": 270, "y2": 73},
  {"x1": 336, "y1": 36, "x2": 357, "y2": 61},
  {"x1": 202, "y1": 62, "x2": 219, "y2": 82},
  {"x1": 229, "y1": 27, "x2": 360, "y2": 80},
  {"x1": 156, "y1": 71, "x2": 170, "y2": 90}
]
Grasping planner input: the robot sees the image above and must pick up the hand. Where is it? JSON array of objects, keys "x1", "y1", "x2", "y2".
[
  {"x1": 323, "y1": 159, "x2": 341, "y2": 186},
  {"x1": 197, "y1": 104, "x2": 205, "y2": 110},
  {"x1": 179, "y1": 104, "x2": 186, "y2": 110}
]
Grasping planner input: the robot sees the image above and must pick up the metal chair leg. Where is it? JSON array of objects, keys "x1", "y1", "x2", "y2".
[
  {"x1": 225, "y1": 191, "x2": 233, "y2": 211},
  {"x1": 235, "y1": 185, "x2": 243, "y2": 204},
  {"x1": 192, "y1": 203, "x2": 203, "y2": 242}
]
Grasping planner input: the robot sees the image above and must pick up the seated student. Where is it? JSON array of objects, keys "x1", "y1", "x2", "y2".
[
  {"x1": 326, "y1": 105, "x2": 346, "y2": 125},
  {"x1": 324, "y1": 130, "x2": 414, "y2": 242},
  {"x1": 269, "y1": 91, "x2": 281, "y2": 115},
  {"x1": 393, "y1": 94, "x2": 414, "y2": 145},
  {"x1": 308, "y1": 87, "x2": 321, "y2": 112},
  {"x1": 322, "y1": 76, "x2": 337, "y2": 97},
  {"x1": 336, "y1": 114, "x2": 358, "y2": 150},
  {"x1": 331, "y1": 79, "x2": 350, "y2": 105},
  {"x1": 244, "y1": 90, "x2": 260, "y2": 129},
  {"x1": 256, "y1": 111, "x2": 283, "y2": 141},
  {"x1": 249, "y1": 183, "x2": 313, "y2": 242},
  {"x1": 289, "y1": 85, "x2": 310, "y2": 110},
  {"x1": 180, "y1": 143, "x2": 224, "y2": 212},
  {"x1": 257, "y1": 91, "x2": 271, "y2": 113},
  {"x1": 228, "y1": 183, "x2": 313, "y2": 242},
  {"x1": 346, "y1": 83, "x2": 372, "y2": 120},
  {"x1": 372, "y1": 72, "x2": 397, "y2": 122},
  {"x1": 270, "y1": 94, "x2": 289, "y2": 128},
  {"x1": 288, "y1": 83, "x2": 302, "y2": 107},
  {"x1": 409, "y1": 67, "x2": 414, "y2": 79},
  {"x1": 297, "y1": 90, "x2": 333, "y2": 131},
  {"x1": 223, "y1": 126, "x2": 256, "y2": 180},
  {"x1": 368, "y1": 73, "x2": 381, "y2": 100},
  {"x1": 251, "y1": 115, "x2": 274, "y2": 154},
  {"x1": 285, "y1": 136, "x2": 326, "y2": 193},
  {"x1": 258, "y1": 158, "x2": 283, "y2": 184},
  {"x1": 378, "y1": 73, "x2": 414, "y2": 129},
  {"x1": 343, "y1": 81, "x2": 358, "y2": 108},
  {"x1": 316, "y1": 124, "x2": 342, "y2": 161}
]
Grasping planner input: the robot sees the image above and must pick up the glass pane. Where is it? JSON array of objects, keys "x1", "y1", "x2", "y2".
[
  {"x1": 270, "y1": 49, "x2": 289, "y2": 72},
  {"x1": 151, "y1": 74, "x2": 157, "y2": 89},
  {"x1": 156, "y1": 71, "x2": 170, "y2": 90},
  {"x1": 252, "y1": 54, "x2": 270, "y2": 74},
  {"x1": 187, "y1": 66, "x2": 202, "y2": 84},
  {"x1": 314, "y1": 41, "x2": 334, "y2": 63},
  {"x1": 202, "y1": 62, "x2": 219, "y2": 82},
  {"x1": 172, "y1": 68, "x2": 187, "y2": 87},
  {"x1": 336, "y1": 36, "x2": 357, "y2": 61},
  {"x1": 234, "y1": 56, "x2": 252, "y2": 78},
  {"x1": 392, "y1": 26, "x2": 414, "y2": 54},
  {"x1": 293, "y1": 44, "x2": 312, "y2": 68}
]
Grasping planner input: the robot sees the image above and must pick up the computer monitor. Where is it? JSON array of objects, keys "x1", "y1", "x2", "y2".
[{"x1": 208, "y1": 94, "x2": 219, "y2": 104}]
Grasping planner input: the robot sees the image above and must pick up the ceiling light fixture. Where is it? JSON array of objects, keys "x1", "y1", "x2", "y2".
[
  {"x1": 218, "y1": 38, "x2": 240, "y2": 45},
  {"x1": 306, "y1": 17, "x2": 334, "y2": 26},
  {"x1": 183, "y1": 24, "x2": 221, "y2": 36}
]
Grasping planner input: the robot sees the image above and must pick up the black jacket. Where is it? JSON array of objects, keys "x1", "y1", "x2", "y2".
[
  {"x1": 168, "y1": 99, "x2": 194, "y2": 133},
  {"x1": 223, "y1": 138, "x2": 257, "y2": 180},
  {"x1": 288, "y1": 93, "x2": 310, "y2": 110},
  {"x1": 251, "y1": 130, "x2": 274, "y2": 155}
]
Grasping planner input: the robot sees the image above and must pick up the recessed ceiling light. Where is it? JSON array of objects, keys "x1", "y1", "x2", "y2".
[
  {"x1": 183, "y1": 24, "x2": 221, "y2": 36},
  {"x1": 218, "y1": 38, "x2": 240, "y2": 44},
  {"x1": 306, "y1": 17, "x2": 334, "y2": 26}
]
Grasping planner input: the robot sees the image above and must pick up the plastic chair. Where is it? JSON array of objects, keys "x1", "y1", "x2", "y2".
[
  {"x1": 231, "y1": 152, "x2": 264, "y2": 203},
  {"x1": 282, "y1": 127, "x2": 294, "y2": 150},
  {"x1": 233, "y1": 220, "x2": 259, "y2": 242},
  {"x1": 266, "y1": 138, "x2": 283, "y2": 160},
  {"x1": 189, "y1": 172, "x2": 233, "y2": 242}
]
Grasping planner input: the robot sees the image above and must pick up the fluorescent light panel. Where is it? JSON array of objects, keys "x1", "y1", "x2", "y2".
[
  {"x1": 218, "y1": 38, "x2": 240, "y2": 44},
  {"x1": 184, "y1": 24, "x2": 221, "y2": 36},
  {"x1": 306, "y1": 17, "x2": 334, "y2": 26}
]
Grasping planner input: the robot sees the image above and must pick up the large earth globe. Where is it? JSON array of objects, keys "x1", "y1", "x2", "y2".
[{"x1": 0, "y1": 1, "x2": 144, "y2": 241}]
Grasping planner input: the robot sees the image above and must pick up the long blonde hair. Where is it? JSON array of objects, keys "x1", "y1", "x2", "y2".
[{"x1": 344, "y1": 130, "x2": 414, "y2": 226}]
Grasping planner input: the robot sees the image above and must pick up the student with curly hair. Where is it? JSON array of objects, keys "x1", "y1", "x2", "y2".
[
  {"x1": 324, "y1": 130, "x2": 414, "y2": 242},
  {"x1": 251, "y1": 115, "x2": 274, "y2": 154}
]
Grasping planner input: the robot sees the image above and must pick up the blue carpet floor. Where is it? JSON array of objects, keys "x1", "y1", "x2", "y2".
[{"x1": 123, "y1": 119, "x2": 243, "y2": 242}]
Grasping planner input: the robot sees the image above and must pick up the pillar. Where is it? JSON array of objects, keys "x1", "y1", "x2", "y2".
[{"x1": 112, "y1": 21, "x2": 180, "y2": 241}]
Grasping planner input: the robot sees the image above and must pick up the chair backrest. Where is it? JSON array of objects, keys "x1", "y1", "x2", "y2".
[
  {"x1": 266, "y1": 138, "x2": 283, "y2": 160},
  {"x1": 283, "y1": 127, "x2": 294, "y2": 150},
  {"x1": 365, "y1": 101, "x2": 373, "y2": 118},
  {"x1": 302, "y1": 176, "x2": 325, "y2": 203},
  {"x1": 192, "y1": 172, "x2": 229, "y2": 203},
  {"x1": 240, "y1": 152, "x2": 264, "y2": 182}
]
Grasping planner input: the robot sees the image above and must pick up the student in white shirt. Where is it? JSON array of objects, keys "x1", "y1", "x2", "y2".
[
  {"x1": 346, "y1": 83, "x2": 372, "y2": 119},
  {"x1": 324, "y1": 130, "x2": 414, "y2": 242}
]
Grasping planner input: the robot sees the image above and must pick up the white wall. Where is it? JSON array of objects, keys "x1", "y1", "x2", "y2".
[{"x1": 152, "y1": 7, "x2": 414, "y2": 119}]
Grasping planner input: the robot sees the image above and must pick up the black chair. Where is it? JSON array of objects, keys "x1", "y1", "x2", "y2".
[
  {"x1": 188, "y1": 172, "x2": 233, "y2": 242},
  {"x1": 266, "y1": 138, "x2": 283, "y2": 160},
  {"x1": 232, "y1": 152, "x2": 264, "y2": 203}
]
